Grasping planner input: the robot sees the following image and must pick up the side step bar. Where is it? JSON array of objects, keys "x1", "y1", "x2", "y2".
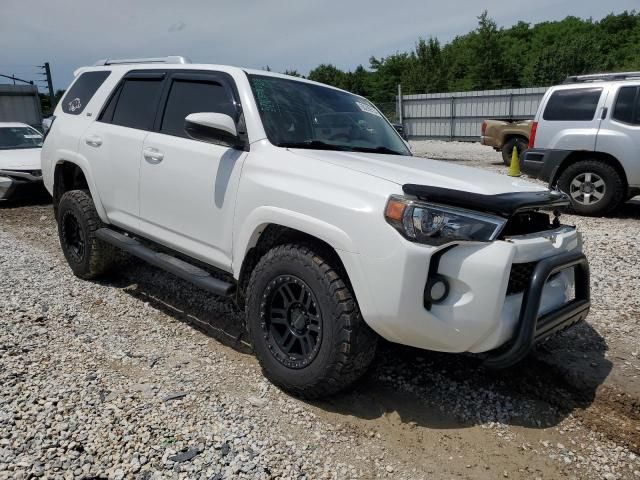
[{"x1": 96, "y1": 228, "x2": 235, "y2": 297}]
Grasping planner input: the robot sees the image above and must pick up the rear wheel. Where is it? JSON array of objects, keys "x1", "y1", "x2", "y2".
[
  {"x1": 556, "y1": 160, "x2": 625, "y2": 216},
  {"x1": 57, "y1": 190, "x2": 118, "y2": 279},
  {"x1": 246, "y1": 244, "x2": 378, "y2": 398},
  {"x1": 501, "y1": 137, "x2": 528, "y2": 166}
]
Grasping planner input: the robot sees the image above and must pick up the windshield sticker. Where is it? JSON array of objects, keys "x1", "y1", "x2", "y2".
[
  {"x1": 355, "y1": 101, "x2": 382, "y2": 117},
  {"x1": 24, "y1": 134, "x2": 42, "y2": 139},
  {"x1": 68, "y1": 98, "x2": 82, "y2": 112},
  {"x1": 251, "y1": 79, "x2": 278, "y2": 113}
]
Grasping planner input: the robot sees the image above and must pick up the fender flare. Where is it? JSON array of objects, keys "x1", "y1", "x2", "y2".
[
  {"x1": 232, "y1": 206, "x2": 357, "y2": 276},
  {"x1": 500, "y1": 132, "x2": 529, "y2": 147},
  {"x1": 53, "y1": 151, "x2": 109, "y2": 223}
]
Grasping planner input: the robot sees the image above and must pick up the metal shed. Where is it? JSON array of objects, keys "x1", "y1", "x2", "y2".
[{"x1": 0, "y1": 84, "x2": 43, "y2": 128}]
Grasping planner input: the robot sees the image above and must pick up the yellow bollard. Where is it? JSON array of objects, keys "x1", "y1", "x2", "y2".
[{"x1": 508, "y1": 146, "x2": 521, "y2": 177}]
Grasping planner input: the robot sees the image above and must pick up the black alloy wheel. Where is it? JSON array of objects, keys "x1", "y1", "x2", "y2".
[
  {"x1": 261, "y1": 274, "x2": 323, "y2": 369},
  {"x1": 62, "y1": 210, "x2": 86, "y2": 262}
]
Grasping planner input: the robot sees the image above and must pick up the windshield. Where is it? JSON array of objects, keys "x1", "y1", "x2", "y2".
[
  {"x1": 248, "y1": 74, "x2": 410, "y2": 156},
  {"x1": 0, "y1": 126, "x2": 43, "y2": 150}
]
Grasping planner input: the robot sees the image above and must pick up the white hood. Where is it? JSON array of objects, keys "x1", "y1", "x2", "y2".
[
  {"x1": 291, "y1": 149, "x2": 546, "y2": 196},
  {"x1": 0, "y1": 148, "x2": 42, "y2": 171}
]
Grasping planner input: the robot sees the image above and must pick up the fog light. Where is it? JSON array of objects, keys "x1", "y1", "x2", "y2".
[{"x1": 424, "y1": 275, "x2": 449, "y2": 307}]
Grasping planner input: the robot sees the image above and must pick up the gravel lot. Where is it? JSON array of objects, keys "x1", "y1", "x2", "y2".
[{"x1": 1, "y1": 141, "x2": 639, "y2": 479}]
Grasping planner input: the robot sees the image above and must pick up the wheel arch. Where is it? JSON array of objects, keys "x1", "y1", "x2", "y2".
[
  {"x1": 502, "y1": 133, "x2": 529, "y2": 145},
  {"x1": 549, "y1": 151, "x2": 628, "y2": 190},
  {"x1": 236, "y1": 223, "x2": 357, "y2": 310},
  {"x1": 52, "y1": 157, "x2": 107, "y2": 222}
]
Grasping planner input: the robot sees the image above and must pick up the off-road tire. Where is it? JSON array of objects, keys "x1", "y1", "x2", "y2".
[
  {"x1": 57, "y1": 189, "x2": 118, "y2": 279},
  {"x1": 556, "y1": 160, "x2": 625, "y2": 216},
  {"x1": 246, "y1": 244, "x2": 378, "y2": 398},
  {"x1": 501, "y1": 137, "x2": 528, "y2": 166}
]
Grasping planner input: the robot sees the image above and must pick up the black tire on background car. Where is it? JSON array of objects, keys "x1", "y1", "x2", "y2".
[
  {"x1": 501, "y1": 137, "x2": 528, "y2": 166},
  {"x1": 556, "y1": 160, "x2": 625, "y2": 216},
  {"x1": 57, "y1": 189, "x2": 118, "y2": 279},
  {"x1": 246, "y1": 244, "x2": 378, "y2": 398}
]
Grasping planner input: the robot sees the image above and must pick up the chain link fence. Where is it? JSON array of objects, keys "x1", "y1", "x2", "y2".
[{"x1": 374, "y1": 101, "x2": 399, "y2": 124}]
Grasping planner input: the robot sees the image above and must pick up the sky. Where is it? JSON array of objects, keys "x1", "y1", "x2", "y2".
[{"x1": 1, "y1": 0, "x2": 638, "y2": 93}]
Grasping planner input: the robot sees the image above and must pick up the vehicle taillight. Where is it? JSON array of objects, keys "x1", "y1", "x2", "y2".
[
  {"x1": 481, "y1": 121, "x2": 487, "y2": 136},
  {"x1": 528, "y1": 121, "x2": 537, "y2": 148}
]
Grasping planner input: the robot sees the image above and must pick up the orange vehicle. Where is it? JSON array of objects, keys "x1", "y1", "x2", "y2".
[{"x1": 481, "y1": 119, "x2": 532, "y2": 165}]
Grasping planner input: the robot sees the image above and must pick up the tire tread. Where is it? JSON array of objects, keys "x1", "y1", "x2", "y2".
[
  {"x1": 58, "y1": 189, "x2": 117, "y2": 279},
  {"x1": 246, "y1": 244, "x2": 377, "y2": 398}
]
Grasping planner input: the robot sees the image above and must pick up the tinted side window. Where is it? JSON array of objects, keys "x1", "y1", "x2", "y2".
[
  {"x1": 111, "y1": 79, "x2": 164, "y2": 130},
  {"x1": 543, "y1": 88, "x2": 602, "y2": 121},
  {"x1": 61, "y1": 71, "x2": 110, "y2": 115},
  {"x1": 98, "y1": 83, "x2": 121, "y2": 123},
  {"x1": 160, "y1": 79, "x2": 236, "y2": 137},
  {"x1": 613, "y1": 86, "x2": 639, "y2": 124}
]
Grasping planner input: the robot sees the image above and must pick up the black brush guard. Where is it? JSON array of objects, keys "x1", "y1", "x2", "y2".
[{"x1": 483, "y1": 250, "x2": 590, "y2": 369}]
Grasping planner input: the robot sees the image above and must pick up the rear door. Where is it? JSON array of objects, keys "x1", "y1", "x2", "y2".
[
  {"x1": 79, "y1": 71, "x2": 166, "y2": 231},
  {"x1": 138, "y1": 71, "x2": 246, "y2": 269},
  {"x1": 596, "y1": 84, "x2": 640, "y2": 187},
  {"x1": 535, "y1": 86, "x2": 607, "y2": 151}
]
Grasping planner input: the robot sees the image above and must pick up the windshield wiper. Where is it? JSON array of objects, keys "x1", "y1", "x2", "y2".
[
  {"x1": 349, "y1": 145, "x2": 407, "y2": 156},
  {"x1": 276, "y1": 140, "x2": 353, "y2": 151}
]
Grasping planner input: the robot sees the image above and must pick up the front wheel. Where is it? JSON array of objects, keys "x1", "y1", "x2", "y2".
[
  {"x1": 556, "y1": 160, "x2": 624, "y2": 216},
  {"x1": 246, "y1": 244, "x2": 378, "y2": 398}
]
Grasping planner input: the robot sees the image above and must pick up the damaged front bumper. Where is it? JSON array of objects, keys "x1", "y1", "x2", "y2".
[
  {"x1": 482, "y1": 249, "x2": 590, "y2": 368},
  {"x1": 0, "y1": 169, "x2": 44, "y2": 200},
  {"x1": 347, "y1": 183, "x2": 590, "y2": 368}
]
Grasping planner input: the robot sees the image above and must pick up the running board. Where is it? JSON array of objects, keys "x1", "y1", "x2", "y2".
[{"x1": 96, "y1": 228, "x2": 235, "y2": 297}]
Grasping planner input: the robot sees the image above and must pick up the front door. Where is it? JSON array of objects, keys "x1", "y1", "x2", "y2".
[{"x1": 138, "y1": 72, "x2": 246, "y2": 270}]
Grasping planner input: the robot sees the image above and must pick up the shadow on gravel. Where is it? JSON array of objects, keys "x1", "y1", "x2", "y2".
[
  {"x1": 310, "y1": 321, "x2": 612, "y2": 433},
  {"x1": 104, "y1": 261, "x2": 252, "y2": 355},
  {"x1": 610, "y1": 198, "x2": 640, "y2": 219},
  {"x1": 100, "y1": 257, "x2": 622, "y2": 444},
  {"x1": 0, "y1": 189, "x2": 51, "y2": 209}
]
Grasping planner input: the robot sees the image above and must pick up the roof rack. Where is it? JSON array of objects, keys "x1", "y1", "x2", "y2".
[
  {"x1": 563, "y1": 71, "x2": 640, "y2": 84},
  {"x1": 94, "y1": 56, "x2": 192, "y2": 66}
]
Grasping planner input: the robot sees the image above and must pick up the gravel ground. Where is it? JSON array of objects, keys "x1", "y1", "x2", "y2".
[{"x1": 1, "y1": 143, "x2": 640, "y2": 479}]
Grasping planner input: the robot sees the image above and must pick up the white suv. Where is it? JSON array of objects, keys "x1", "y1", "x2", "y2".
[
  {"x1": 523, "y1": 72, "x2": 640, "y2": 215},
  {"x1": 42, "y1": 57, "x2": 590, "y2": 397}
]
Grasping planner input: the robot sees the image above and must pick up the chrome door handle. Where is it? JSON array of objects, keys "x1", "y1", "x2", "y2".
[
  {"x1": 85, "y1": 135, "x2": 102, "y2": 147},
  {"x1": 143, "y1": 147, "x2": 164, "y2": 164}
]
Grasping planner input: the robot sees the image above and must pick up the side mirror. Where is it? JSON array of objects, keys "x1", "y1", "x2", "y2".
[{"x1": 184, "y1": 112, "x2": 244, "y2": 149}]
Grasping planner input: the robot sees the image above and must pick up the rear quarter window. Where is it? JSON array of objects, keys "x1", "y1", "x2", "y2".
[
  {"x1": 61, "y1": 71, "x2": 110, "y2": 115},
  {"x1": 543, "y1": 88, "x2": 602, "y2": 121},
  {"x1": 612, "y1": 86, "x2": 639, "y2": 124}
]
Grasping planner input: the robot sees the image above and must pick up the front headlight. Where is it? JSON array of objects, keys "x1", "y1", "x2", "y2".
[{"x1": 384, "y1": 195, "x2": 507, "y2": 246}]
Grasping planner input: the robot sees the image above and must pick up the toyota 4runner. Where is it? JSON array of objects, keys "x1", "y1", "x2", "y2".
[{"x1": 42, "y1": 57, "x2": 591, "y2": 398}]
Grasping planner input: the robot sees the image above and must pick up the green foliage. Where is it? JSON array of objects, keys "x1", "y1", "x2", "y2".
[
  {"x1": 39, "y1": 89, "x2": 65, "y2": 116},
  {"x1": 299, "y1": 11, "x2": 640, "y2": 103}
]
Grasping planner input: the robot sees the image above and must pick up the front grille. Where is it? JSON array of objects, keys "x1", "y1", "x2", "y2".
[
  {"x1": 507, "y1": 262, "x2": 536, "y2": 295},
  {"x1": 499, "y1": 211, "x2": 555, "y2": 238}
]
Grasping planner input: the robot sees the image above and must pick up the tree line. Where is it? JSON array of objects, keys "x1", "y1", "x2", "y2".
[{"x1": 288, "y1": 11, "x2": 640, "y2": 104}]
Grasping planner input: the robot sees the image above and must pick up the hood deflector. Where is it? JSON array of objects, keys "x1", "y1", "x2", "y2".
[{"x1": 402, "y1": 184, "x2": 569, "y2": 217}]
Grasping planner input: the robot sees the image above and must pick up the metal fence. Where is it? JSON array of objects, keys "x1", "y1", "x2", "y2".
[{"x1": 398, "y1": 86, "x2": 548, "y2": 141}]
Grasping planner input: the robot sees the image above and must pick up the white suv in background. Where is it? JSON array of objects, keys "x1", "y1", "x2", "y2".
[
  {"x1": 523, "y1": 72, "x2": 640, "y2": 215},
  {"x1": 42, "y1": 57, "x2": 590, "y2": 397}
]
